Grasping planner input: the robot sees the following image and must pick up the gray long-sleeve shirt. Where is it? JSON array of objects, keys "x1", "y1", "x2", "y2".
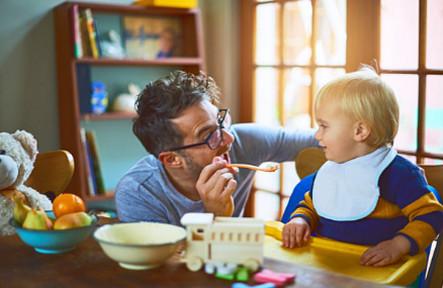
[{"x1": 115, "y1": 123, "x2": 317, "y2": 226}]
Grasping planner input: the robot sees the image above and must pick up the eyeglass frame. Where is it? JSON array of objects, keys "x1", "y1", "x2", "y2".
[{"x1": 165, "y1": 108, "x2": 230, "y2": 152}]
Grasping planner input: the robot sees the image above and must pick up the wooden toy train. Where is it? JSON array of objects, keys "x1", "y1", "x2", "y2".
[{"x1": 180, "y1": 213, "x2": 264, "y2": 272}]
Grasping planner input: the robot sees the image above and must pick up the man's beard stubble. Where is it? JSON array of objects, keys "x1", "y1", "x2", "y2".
[{"x1": 180, "y1": 152, "x2": 205, "y2": 183}]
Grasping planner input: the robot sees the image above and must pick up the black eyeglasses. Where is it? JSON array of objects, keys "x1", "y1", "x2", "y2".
[{"x1": 167, "y1": 109, "x2": 230, "y2": 152}]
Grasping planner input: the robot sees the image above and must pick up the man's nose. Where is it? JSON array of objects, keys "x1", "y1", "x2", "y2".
[{"x1": 222, "y1": 129, "x2": 235, "y2": 146}]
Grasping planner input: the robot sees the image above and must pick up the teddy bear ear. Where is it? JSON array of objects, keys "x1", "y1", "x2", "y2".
[{"x1": 12, "y1": 130, "x2": 38, "y2": 162}]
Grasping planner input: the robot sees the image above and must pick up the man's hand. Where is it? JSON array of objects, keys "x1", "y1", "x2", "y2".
[
  {"x1": 282, "y1": 217, "x2": 311, "y2": 248},
  {"x1": 195, "y1": 159, "x2": 237, "y2": 216},
  {"x1": 360, "y1": 235, "x2": 411, "y2": 267}
]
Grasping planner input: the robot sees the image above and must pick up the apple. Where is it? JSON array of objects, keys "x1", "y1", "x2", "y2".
[{"x1": 53, "y1": 212, "x2": 93, "y2": 230}]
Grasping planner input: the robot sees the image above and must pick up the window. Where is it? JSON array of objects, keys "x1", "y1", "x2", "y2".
[
  {"x1": 241, "y1": 0, "x2": 347, "y2": 219},
  {"x1": 379, "y1": 0, "x2": 443, "y2": 164},
  {"x1": 240, "y1": 0, "x2": 442, "y2": 221}
]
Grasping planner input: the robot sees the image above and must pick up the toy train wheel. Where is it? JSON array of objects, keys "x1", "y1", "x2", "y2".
[
  {"x1": 243, "y1": 259, "x2": 260, "y2": 272},
  {"x1": 186, "y1": 256, "x2": 203, "y2": 271}
]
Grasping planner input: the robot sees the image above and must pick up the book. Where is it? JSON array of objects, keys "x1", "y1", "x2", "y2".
[
  {"x1": 80, "y1": 128, "x2": 97, "y2": 196},
  {"x1": 85, "y1": 130, "x2": 106, "y2": 195},
  {"x1": 84, "y1": 9, "x2": 99, "y2": 58},
  {"x1": 71, "y1": 4, "x2": 83, "y2": 58},
  {"x1": 79, "y1": 10, "x2": 92, "y2": 57},
  {"x1": 76, "y1": 64, "x2": 92, "y2": 114},
  {"x1": 93, "y1": 18, "x2": 103, "y2": 57}
]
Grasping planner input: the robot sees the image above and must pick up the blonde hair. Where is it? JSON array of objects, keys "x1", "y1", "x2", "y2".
[{"x1": 315, "y1": 66, "x2": 399, "y2": 147}]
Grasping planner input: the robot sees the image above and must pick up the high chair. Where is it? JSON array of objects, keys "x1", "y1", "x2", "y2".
[
  {"x1": 25, "y1": 150, "x2": 75, "y2": 200},
  {"x1": 420, "y1": 164, "x2": 443, "y2": 288},
  {"x1": 281, "y1": 147, "x2": 326, "y2": 223},
  {"x1": 294, "y1": 147, "x2": 327, "y2": 179},
  {"x1": 279, "y1": 147, "x2": 442, "y2": 287}
]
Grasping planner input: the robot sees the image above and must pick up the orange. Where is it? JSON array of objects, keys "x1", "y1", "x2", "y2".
[{"x1": 53, "y1": 193, "x2": 86, "y2": 218}]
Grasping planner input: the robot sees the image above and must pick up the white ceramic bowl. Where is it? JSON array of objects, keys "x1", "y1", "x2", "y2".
[{"x1": 94, "y1": 222, "x2": 186, "y2": 270}]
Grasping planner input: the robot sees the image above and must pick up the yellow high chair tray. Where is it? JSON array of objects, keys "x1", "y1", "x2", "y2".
[{"x1": 265, "y1": 221, "x2": 426, "y2": 286}]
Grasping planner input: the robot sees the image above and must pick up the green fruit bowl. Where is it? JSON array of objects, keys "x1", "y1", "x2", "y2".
[{"x1": 10, "y1": 215, "x2": 97, "y2": 254}]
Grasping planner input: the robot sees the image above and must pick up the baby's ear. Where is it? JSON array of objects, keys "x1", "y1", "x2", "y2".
[{"x1": 353, "y1": 121, "x2": 371, "y2": 142}]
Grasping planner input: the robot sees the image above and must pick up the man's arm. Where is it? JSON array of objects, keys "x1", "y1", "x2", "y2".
[
  {"x1": 230, "y1": 123, "x2": 318, "y2": 165},
  {"x1": 115, "y1": 181, "x2": 169, "y2": 223}
]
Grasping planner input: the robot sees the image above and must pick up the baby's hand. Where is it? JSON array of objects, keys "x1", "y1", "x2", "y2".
[
  {"x1": 282, "y1": 217, "x2": 311, "y2": 248},
  {"x1": 360, "y1": 235, "x2": 411, "y2": 267}
]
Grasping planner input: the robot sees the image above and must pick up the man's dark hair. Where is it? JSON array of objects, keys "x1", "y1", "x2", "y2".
[{"x1": 133, "y1": 70, "x2": 220, "y2": 157}]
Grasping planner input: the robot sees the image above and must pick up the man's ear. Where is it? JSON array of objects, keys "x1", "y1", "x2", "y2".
[
  {"x1": 158, "y1": 151, "x2": 183, "y2": 168},
  {"x1": 353, "y1": 121, "x2": 371, "y2": 142}
]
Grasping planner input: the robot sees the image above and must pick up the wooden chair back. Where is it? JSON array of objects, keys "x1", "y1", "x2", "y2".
[
  {"x1": 420, "y1": 164, "x2": 443, "y2": 288},
  {"x1": 25, "y1": 150, "x2": 75, "y2": 197},
  {"x1": 295, "y1": 147, "x2": 326, "y2": 178},
  {"x1": 420, "y1": 164, "x2": 443, "y2": 200}
]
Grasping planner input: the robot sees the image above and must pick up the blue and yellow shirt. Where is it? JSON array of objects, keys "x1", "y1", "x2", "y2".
[{"x1": 289, "y1": 155, "x2": 443, "y2": 255}]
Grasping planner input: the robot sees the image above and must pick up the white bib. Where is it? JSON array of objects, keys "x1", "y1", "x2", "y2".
[{"x1": 312, "y1": 147, "x2": 397, "y2": 221}]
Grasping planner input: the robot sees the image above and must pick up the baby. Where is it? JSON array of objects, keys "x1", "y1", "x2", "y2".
[{"x1": 283, "y1": 67, "x2": 443, "y2": 267}]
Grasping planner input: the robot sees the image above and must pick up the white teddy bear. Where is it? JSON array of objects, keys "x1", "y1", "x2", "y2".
[{"x1": 0, "y1": 130, "x2": 52, "y2": 235}]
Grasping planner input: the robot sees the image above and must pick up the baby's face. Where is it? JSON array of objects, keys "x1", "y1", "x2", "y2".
[{"x1": 314, "y1": 99, "x2": 359, "y2": 163}]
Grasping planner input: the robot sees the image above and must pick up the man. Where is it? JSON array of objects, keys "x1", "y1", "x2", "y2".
[{"x1": 116, "y1": 70, "x2": 317, "y2": 225}]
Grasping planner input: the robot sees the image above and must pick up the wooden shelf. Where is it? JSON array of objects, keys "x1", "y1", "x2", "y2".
[
  {"x1": 76, "y1": 57, "x2": 203, "y2": 67},
  {"x1": 54, "y1": 2, "x2": 204, "y2": 201},
  {"x1": 76, "y1": 2, "x2": 197, "y2": 15},
  {"x1": 81, "y1": 111, "x2": 137, "y2": 121}
]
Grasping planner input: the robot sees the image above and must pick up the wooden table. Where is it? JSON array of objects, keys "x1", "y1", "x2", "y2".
[{"x1": 0, "y1": 233, "x2": 399, "y2": 288}]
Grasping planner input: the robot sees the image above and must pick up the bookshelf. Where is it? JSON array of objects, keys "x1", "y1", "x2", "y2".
[{"x1": 54, "y1": 2, "x2": 204, "y2": 203}]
